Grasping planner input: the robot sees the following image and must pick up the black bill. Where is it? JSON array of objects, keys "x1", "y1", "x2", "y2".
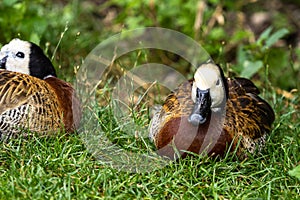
[{"x1": 188, "y1": 88, "x2": 211, "y2": 126}]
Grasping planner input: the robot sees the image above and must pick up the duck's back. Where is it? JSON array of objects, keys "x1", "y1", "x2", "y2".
[
  {"x1": 225, "y1": 77, "x2": 275, "y2": 156},
  {"x1": 0, "y1": 70, "x2": 63, "y2": 139}
]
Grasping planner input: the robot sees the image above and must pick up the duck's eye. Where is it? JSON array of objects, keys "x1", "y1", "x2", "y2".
[
  {"x1": 216, "y1": 79, "x2": 220, "y2": 86},
  {"x1": 16, "y1": 52, "x2": 25, "y2": 58}
]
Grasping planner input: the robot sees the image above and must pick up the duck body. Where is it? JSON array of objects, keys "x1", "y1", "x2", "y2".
[
  {"x1": 0, "y1": 38, "x2": 80, "y2": 140},
  {"x1": 149, "y1": 63, "x2": 275, "y2": 159}
]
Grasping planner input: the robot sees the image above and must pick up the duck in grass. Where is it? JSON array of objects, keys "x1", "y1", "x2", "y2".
[
  {"x1": 149, "y1": 62, "x2": 275, "y2": 160},
  {"x1": 0, "y1": 38, "x2": 81, "y2": 140}
]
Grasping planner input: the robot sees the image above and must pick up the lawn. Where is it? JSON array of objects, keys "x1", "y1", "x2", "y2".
[
  {"x1": 0, "y1": 87, "x2": 298, "y2": 199},
  {"x1": 0, "y1": 0, "x2": 299, "y2": 199}
]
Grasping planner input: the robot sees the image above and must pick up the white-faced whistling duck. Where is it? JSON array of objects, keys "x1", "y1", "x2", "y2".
[
  {"x1": 0, "y1": 38, "x2": 81, "y2": 140},
  {"x1": 149, "y1": 62, "x2": 275, "y2": 160}
]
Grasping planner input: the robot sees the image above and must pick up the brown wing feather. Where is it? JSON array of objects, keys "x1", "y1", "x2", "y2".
[
  {"x1": 227, "y1": 77, "x2": 275, "y2": 139},
  {"x1": 228, "y1": 77, "x2": 260, "y2": 95},
  {"x1": 0, "y1": 71, "x2": 63, "y2": 138},
  {"x1": 162, "y1": 80, "x2": 194, "y2": 114}
]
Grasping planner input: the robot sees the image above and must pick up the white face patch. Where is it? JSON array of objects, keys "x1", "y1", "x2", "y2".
[
  {"x1": 191, "y1": 63, "x2": 226, "y2": 109},
  {"x1": 194, "y1": 66, "x2": 219, "y2": 90},
  {"x1": 0, "y1": 38, "x2": 31, "y2": 75}
]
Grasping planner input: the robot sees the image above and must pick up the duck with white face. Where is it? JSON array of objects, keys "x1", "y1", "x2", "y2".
[
  {"x1": 0, "y1": 38, "x2": 57, "y2": 79},
  {"x1": 149, "y1": 61, "x2": 275, "y2": 160},
  {"x1": 0, "y1": 38, "x2": 80, "y2": 138},
  {"x1": 0, "y1": 39, "x2": 31, "y2": 75},
  {"x1": 188, "y1": 63, "x2": 228, "y2": 126}
]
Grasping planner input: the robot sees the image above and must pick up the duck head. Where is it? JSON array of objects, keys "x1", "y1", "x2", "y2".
[
  {"x1": 188, "y1": 63, "x2": 228, "y2": 126},
  {"x1": 0, "y1": 38, "x2": 57, "y2": 79}
]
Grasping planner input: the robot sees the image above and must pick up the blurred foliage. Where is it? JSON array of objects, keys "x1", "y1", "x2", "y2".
[
  {"x1": 289, "y1": 165, "x2": 300, "y2": 180},
  {"x1": 0, "y1": 0, "x2": 299, "y2": 91},
  {"x1": 233, "y1": 27, "x2": 290, "y2": 87},
  {"x1": 0, "y1": 0, "x2": 111, "y2": 81}
]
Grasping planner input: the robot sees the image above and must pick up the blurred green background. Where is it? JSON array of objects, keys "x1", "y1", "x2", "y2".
[{"x1": 0, "y1": 0, "x2": 299, "y2": 94}]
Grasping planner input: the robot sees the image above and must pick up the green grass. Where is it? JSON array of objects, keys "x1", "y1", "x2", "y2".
[{"x1": 0, "y1": 90, "x2": 299, "y2": 199}]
